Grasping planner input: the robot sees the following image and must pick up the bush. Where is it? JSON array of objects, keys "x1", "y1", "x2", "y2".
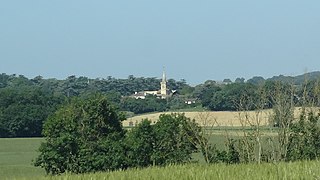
[
  {"x1": 287, "y1": 109, "x2": 320, "y2": 161},
  {"x1": 34, "y1": 94, "x2": 126, "y2": 175},
  {"x1": 126, "y1": 113, "x2": 201, "y2": 167}
]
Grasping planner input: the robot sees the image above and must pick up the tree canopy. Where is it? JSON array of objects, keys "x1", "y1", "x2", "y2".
[
  {"x1": 34, "y1": 94, "x2": 127, "y2": 174},
  {"x1": 35, "y1": 94, "x2": 202, "y2": 174}
]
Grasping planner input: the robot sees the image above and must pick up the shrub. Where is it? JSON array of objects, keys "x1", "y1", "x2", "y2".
[{"x1": 34, "y1": 94, "x2": 126, "y2": 175}]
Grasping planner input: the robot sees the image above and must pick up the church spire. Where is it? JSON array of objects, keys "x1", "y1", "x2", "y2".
[
  {"x1": 160, "y1": 67, "x2": 167, "y2": 98},
  {"x1": 162, "y1": 67, "x2": 166, "y2": 82}
]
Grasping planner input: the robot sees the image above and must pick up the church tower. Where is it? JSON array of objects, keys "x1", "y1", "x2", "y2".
[{"x1": 160, "y1": 69, "x2": 167, "y2": 98}]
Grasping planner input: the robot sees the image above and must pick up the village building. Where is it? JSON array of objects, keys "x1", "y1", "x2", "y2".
[
  {"x1": 131, "y1": 70, "x2": 175, "y2": 99},
  {"x1": 184, "y1": 98, "x2": 197, "y2": 105}
]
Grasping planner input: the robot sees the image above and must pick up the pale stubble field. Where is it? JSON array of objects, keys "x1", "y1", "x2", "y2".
[{"x1": 123, "y1": 108, "x2": 304, "y2": 127}]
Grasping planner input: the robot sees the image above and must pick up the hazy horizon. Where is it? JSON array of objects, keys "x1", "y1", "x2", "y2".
[{"x1": 1, "y1": 1, "x2": 320, "y2": 84}]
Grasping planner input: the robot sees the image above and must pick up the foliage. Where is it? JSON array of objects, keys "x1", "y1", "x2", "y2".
[
  {"x1": 202, "y1": 139, "x2": 240, "y2": 164},
  {"x1": 126, "y1": 119, "x2": 156, "y2": 167},
  {"x1": 235, "y1": 77, "x2": 245, "y2": 83},
  {"x1": 194, "y1": 83, "x2": 221, "y2": 108},
  {"x1": 167, "y1": 96, "x2": 188, "y2": 110},
  {"x1": 152, "y1": 114, "x2": 199, "y2": 165},
  {"x1": 206, "y1": 83, "x2": 258, "y2": 111},
  {"x1": 126, "y1": 114, "x2": 201, "y2": 167},
  {"x1": 34, "y1": 95, "x2": 126, "y2": 175},
  {"x1": 0, "y1": 87, "x2": 64, "y2": 137},
  {"x1": 247, "y1": 76, "x2": 265, "y2": 85},
  {"x1": 120, "y1": 95, "x2": 167, "y2": 114},
  {"x1": 287, "y1": 109, "x2": 320, "y2": 161},
  {"x1": 2, "y1": 72, "x2": 320, "y2": 138},
  {"x1": 267, "y1": 71, "x2": 320, "y2": 85}
]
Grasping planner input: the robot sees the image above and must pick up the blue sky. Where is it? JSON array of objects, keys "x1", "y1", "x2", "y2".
[{"x1": 0, "y1": 0, "x2": 319, "y2": 84}]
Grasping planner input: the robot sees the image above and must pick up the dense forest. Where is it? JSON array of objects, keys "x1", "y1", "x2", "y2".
[{"x1": 1, "y1": 72, "x2": 320, "y2": 137}]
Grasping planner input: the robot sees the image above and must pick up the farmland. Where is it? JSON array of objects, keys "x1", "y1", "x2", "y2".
[
  {"x1": 3, "y1": 148, "x2": 320, "y2": 180},
  {"x1": 0, "y1": 131, "x2": 318, "y2": 179},
  {"x1": 123, "y1": 108, "x2": 303, "y2": 127},
  {"x1": 0, "y1": 108, "x2": 316, "y2": 179}
]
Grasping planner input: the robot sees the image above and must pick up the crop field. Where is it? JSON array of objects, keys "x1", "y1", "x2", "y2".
[
  {"x1": 123, "y1": 110, "x2": 271, "y2": 127},
  {"x1": 123, "y1": 108, "x2": 304, "y2": 127}
]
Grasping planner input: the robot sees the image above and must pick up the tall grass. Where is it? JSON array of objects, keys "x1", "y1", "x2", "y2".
[{"x1": 19, "y1": 161, "x2": 320, "y2": 180}]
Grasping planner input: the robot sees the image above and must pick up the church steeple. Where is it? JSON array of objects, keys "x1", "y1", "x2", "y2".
[
  {"x1": 160, "y1": 68, "x2": 167, "y2": 98},
  {"x1": 162, "y1": 68, "x2": 166, "y2": 83}
]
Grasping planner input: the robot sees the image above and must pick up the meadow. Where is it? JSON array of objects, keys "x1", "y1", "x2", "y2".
[
  {"x1": 0, "y1": 135, "x2": 234, "y2": 179},
  {"x1": 0, "y1": 133, "x2": 281, "y2": 179},
  {"x1": 1, "y1": 133, "x2": 319, "y2": 179},
  {"x1": 0, "y1": 109, "x2": 313, "y2": 179},
  {"x1": 0, "y1": 138, "x2": 45, "y2": 179}
]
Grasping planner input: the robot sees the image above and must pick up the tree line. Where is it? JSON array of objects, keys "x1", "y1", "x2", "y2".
[
  {"x1": 1, "y1": 72, "x2": 320, "y2": 137},
  {"x1": 0, "y1": 73, "x2": 189, "y2": 137}
]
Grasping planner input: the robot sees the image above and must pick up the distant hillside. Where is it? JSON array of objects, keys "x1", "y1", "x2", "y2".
[
  {"x1": 268, "y1": 71, "x2": 320, "y2": 85},
  {"x1": 247, "y1": 71, "x2": 320, "y2": 85}
]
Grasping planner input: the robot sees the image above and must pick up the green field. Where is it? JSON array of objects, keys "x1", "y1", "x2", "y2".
[
  {"x1": 0, "y1": 138, "x2": 45, "y2": 179},
  {"x1": 1, "y1": 134, "x2": 318, "y2": 179},
  {"x1": 0, "y1": 135, "x2": 233, "y2": 179}
]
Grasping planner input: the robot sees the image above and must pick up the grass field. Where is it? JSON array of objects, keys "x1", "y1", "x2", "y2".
[
  {"x1": 0, "y1": 134, "x2": 242, "y2": 179},
  {"x1": 15, "y1": 161, "x2": 320, "y2": 180},
  {"x1": 0, "y1": 133, "x2": 277, "y2": 179},
  {"x1": 0, "y1": 135, "x2": 318, "y2": 179},
  {"x1": 0, "y1": 138, "x2": 45, "y2": 180}
]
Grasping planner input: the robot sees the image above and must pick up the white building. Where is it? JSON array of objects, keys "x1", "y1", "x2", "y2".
[{"x1": 131, "y1": 70, "x2": 171, "y2": 99}]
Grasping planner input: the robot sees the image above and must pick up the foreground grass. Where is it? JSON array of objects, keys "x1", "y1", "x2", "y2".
[{"x1": 17, "y1": 161, "x2": 320, "y2": 180}]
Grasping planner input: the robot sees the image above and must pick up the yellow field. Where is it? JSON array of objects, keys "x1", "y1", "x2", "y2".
[{"x1": 123, "y1": 107, "x2": 309, "y2": 127}]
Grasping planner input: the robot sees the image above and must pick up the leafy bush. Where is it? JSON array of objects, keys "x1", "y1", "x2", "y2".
[
  {"x1": 126, "y1": 114, "x2": 201, "y2": 167},
  {"x1": 287, "y1": 109, "x2": 320, "y2": 161},
  {"x1": 34, "y1": 94, "x2": 126, "y2": 175}
]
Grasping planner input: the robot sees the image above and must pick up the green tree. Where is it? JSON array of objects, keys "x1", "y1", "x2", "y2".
[
  {"x1": 34, "y1": 94, "x2": 126, "y2": 175},
  {"x1": 209, "y1": 83, "x2": 258, "y2": 111},
  {"x1": 126, "y1": 113, "x2": 202, "y2": 167},
  {"x1": 196, "y1": 83, "x2": 222, "y2": 108},
  {"x1": 126, "y1": 119, "x2": 156, "y2": 167},
  {"x1": 152, "y1": 114, "x2": 198, "y2": 165},
  {"x1": 247, "y1": 76, "x2": 265, "y2": 85},
  {"x1": 287, "y1": 109, "x2": 320, "y2": 161},
  {"x1": 0, "y1": 87, "x2": 64, "y2": 137},
  {"x1": 235, "y1": 77, "x2": 245, "y2": 83},
  {"x1": 120, "y1": 95, "x2": 167, "y2": 114}
]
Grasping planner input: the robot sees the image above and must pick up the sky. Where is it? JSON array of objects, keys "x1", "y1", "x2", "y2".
[{"x1": 0, "y1": 0, "x2": 320, "y2": 85}]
